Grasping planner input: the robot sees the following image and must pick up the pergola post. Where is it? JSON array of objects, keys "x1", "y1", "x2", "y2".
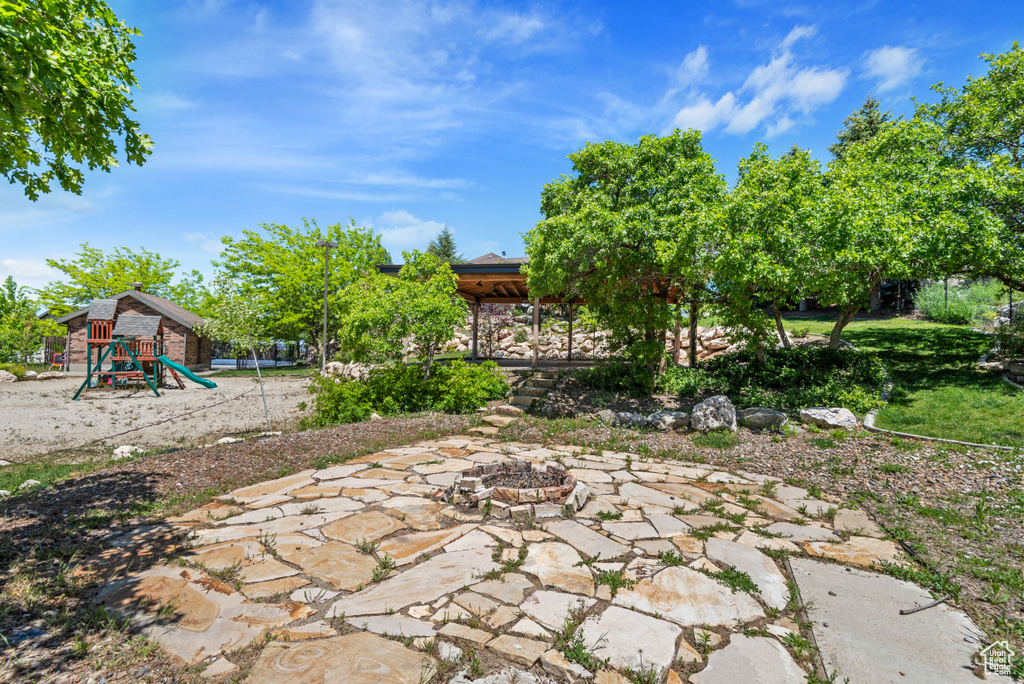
[
  {"x1": 567, "y1": 299, "x2": 574, "y2": 362},
  {"x1": 471, "y1": 298, "x2": 480, "y2": 363},
  {"x1": 531, "y1": 297, "x2": 540, "y2": 368}
]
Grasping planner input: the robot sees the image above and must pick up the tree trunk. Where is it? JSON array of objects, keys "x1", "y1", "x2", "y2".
[
  {"x1": 829, "y1": 305, "x2": 860, "y2": 350},
  {"x1": 755, "y1": 341, "x2": 766, "y2": 363},
  {"x1": 424, "y1": 347, "x2": 434, "y2": 380},
  {"x1": 772, "y1": 303, "x2": 791, "y2": 350},
  {"x1": 657, "y1": 327, "x2": 668, "y2": 374},
  {"x1": 688, "y1": 299, "x2": 699, "y2": 367}
]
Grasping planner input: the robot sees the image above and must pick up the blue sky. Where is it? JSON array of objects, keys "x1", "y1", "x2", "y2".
[{"x1": 2, "y1": 0, "x2": 1023, "y2": 291}]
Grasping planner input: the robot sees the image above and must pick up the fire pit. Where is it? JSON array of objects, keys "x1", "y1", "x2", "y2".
[{"x1": 444, "y1": 460, "x2": 589, "y2": 518}]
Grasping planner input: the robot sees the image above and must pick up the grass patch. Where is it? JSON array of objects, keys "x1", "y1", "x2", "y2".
[
  {"x1": 783, "y1": 316, "x2": 1024, "y2": 447},
  {"x1": 210, "y1": 365, "x2": 311, "y2": 377},
  {"x1": 691, "y1": 431, "x2": 738, "y2": 450}
]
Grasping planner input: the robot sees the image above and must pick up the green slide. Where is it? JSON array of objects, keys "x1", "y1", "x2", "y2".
[{"x1": 158, "y1": 355, "x2": 218, "y2": 389}]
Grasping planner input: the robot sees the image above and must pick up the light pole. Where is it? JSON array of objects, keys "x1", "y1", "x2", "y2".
[{"x1": 315, "y1": 239, "x2": 338, "y2": 373}]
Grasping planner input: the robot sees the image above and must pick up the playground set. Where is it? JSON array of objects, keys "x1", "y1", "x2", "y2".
[{"x1": 73, "y1": 299, "x2": 216, "y2": 401}]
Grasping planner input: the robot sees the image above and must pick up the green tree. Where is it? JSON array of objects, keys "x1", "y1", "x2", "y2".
[
  {"x1": 426, "y1": 225, "x2": 464, "y2": 264},
  {"x1": 526, "y1": 129, "x2": 726, "y2": 371},
  {"x1": 0, "y1": 276, "x2": 59, "y2": 363},
  {"x1": 196, "y1": 276, "x2": 272, "y2": 429},
  {"x1": 216, "y1": 218, "x2": 391, "y2": 356},
  {"x1": 816, "y1": 118, "x2": 1001, "y2": 348},
  {"x1": 715, "y1": 144, "x2": 822, "y2": 360},
  {"x1": 36, "y1": 243, "x2": 209, "y2": 317},
  {"x1": 829, "y1": 95, "x2": 892, "y2": 160},
  {"x1": 338, "y1": 251, "x2": 466, "y2": 379},
  {"x1": 918, "y1": 44, "x2": 1024, "y2": 292},
  {"x1": 0, "y1": 0, "x2": 152, "y2": 199}
]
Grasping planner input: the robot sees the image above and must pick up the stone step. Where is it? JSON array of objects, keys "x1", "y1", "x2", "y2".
[
  {"x1": 532, "y1": 372, "x2": 558, "y2": 380},
  {"x1": 518, "y1": 387, "x2": 547, "y2": 398},
  {"x1": 492, "y1": 405, "x2": 524, "y2": 417},
  {"x1": 509, "y1": 396, "x2": 536, "y2": 408},
  {"x1": 526, "y1": 378, "x2": 556, "y2": 389}
]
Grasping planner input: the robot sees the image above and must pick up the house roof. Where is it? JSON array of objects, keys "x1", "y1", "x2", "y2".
[
  {"x1": 55, "y1": 290, "x2": 206, "y2": 329},
  {"x1": 112, "y1": 314, "x2": 162, "y2": 338},
  {"x1": 87, "y1": 299, "x2": 118, "y2": 321},
  {"x1": 467, "y1": 253, "x2": 530, "y2": 265}
]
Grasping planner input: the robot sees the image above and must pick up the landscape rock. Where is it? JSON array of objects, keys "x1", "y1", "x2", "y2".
[
  {"x1": 23, "y1": 371, "x2": 37, "y2": 380},
  {"x1": 614, "y1": 411, "x2": 649, "y2": 428},
  {"x1": 736, "y1": 408, "x2": 788, "y2": 430},
  {"x1": 596, "y1": 409, "x2": 615, "y2": 424},
  {"x1": 799, "y1": 407, "x2": 858, "y2": 429},
  {"x1": 690, "y1": 395, "x2": 737, "y2": 433},
  {"x1": 35, "y1": 371, "x2": 64, "y2": 380},
  {"x1": 113, "y1": 445, "x2": 146, "y2": 460},
  {"x1": 648, "y1": 411, "x2": 690, "y2": 431},
  {"x1": 0, "y1": 370, "x2": 15, "y2": 384},
  {"x1": 17, "y1": 479, "x2": 41, "y2": 490}
]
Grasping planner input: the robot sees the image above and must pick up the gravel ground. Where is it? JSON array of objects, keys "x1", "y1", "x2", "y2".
[
  {"x1": 1, "y1": 414, "x2": 1021, "y2": 681},
  {"x1": 0, "y1": 375, "x2": 311, "y2": 461}
]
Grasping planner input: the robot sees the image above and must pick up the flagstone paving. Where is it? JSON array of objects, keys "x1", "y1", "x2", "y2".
[{"x1": 92, "y1": 435, "x2": 1002, "y2": 682}]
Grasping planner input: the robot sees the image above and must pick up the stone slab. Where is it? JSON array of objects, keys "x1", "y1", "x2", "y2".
[
  {"x1": 612, "y1": 566, "x2": 763, "y2": 628},
  {"x1": 581, "y1": 605, "x2": 682, "y2": 674},
  {"x1": 291, "y1": 541, "x2": 377, "y2": 590},
  {"x1": 321, "y1": 510, "x2": 408, "y2": 544},
  {"x1": 350, "y1": 614, "x2": 436, "y2": 638},
  {"x1": 704, "y1": 538, "x2": 789, "y2": 610},
  {"x1": 378, "y1": 523, "x2": 478, "y2": 565},
  {"x1": 245, "y1": 632, "x2": 434, "y2": 683},
  {"x1": 522, "y1": 542, "x2": 595, "y2": 595},
  {"x1": 689, "y1": 635, "x2": 807, "y2": 684},
  {"x1": 328, "y1": 548, "x2": 496, "y2": 617},
  {"x1": 520, "y1": 590, "x2": 597, "y2": 631},
  {"x1": 544, "y1": 519, "x2": 628, "y2": 560},
  {"x1": 488, "y1": 635, "x2": 548, "y2": 667},
  {"x1": 790, "y1": 558, "x2": 1010, "y2": 684}
]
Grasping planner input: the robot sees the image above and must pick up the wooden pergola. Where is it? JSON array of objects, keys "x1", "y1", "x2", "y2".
[{"x1": 377, "y1": 260, "x2": 689, "y2": 367}]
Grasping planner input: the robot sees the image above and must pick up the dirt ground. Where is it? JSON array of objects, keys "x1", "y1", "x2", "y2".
[{"x1": 0, "y1": 375, "x2": 311, "y2": 461}]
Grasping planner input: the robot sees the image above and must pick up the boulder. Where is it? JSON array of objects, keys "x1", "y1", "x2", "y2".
[
  {"x1": 596, "y1": 409, "x2": 615, "y2": 424},
  {"x1": 0, "y1": 370, "x2": 16, "y2": 384},
  {"x1": 614, "y1": 412, "x2": 649, "y2": 428},
  {"x1": 1007, "y1": 362, "x2": 1024, "y2": 376},
  {"x1": 18, "y1": 479, "x2": 41, "y2": 491},
  {"x1": 799, "y1": 407, "x2": 858, "y2": 429},
  {"x1": 648, "y1": 410, "x2": 690, "y2": 431},
  {"x1": 737, "y1": 408, "x2": 788, "y2": 430},
  {"x1": 691, "y1": 395, "x2": 737, "y2": 433},
  {"x1": 23, "y1": 370, "x2": 37, "y2": 380},
  {"x1": 36, "y1": 371, "x2": 64, "y2": 380}
]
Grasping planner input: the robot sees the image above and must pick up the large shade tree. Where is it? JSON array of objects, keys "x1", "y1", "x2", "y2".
[
  {"x1": 526, "y1": 129, "x2": 726, "y2": 371},
  {"x1": 216, "y1": 219, "x2": 391, "y2": 356},
  {"x1": 715, "y1": 145, "x2": 822, "y2": 360},
  {"x1": 37, "y1": 243, "x2": 209, "y2": 317},
  {"x1": 918, "y1": 44, "x2": 1024, "y2": 292},
  {"x1": 0, "y1": 0, "x2": 152, "y2": 199}
]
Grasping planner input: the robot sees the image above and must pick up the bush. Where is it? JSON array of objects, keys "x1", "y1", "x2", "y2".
[
  {"x1": 916, "y1": 279, "x2": 1002, "y2": 325},
  {"x1": 303, "y1": 360, "x2": 509, "y2": 427},
  {"x1": 513, "y1": 328, "x2": 528, "y2": 344},
  {"x1": 660, "y1": 345, "x2": 886, "y2": 415},
  {"x1": 0, "y1": 363, "x2": 26, "y2": 379},
  {"x1": 576, "y1": 360, "x2": 655, "y2": 396},
  {"x1": 997, "y1": 317, "x2": 1024, "y2": 357},
  {"x1": 301, "y1": 377, "x2": 373, "y2": 428}
]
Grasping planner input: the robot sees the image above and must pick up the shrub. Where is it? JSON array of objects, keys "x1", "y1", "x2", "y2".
[
  {"x1": 660, "y1": 345, "x2": 886, "y2": 415},
  {"x1": 513, "y1": 328, "x2": 528, "y2": 344},
  {"x1": 301, "y1": 377, "x2": 373, "y2": 428},
  {"x1": 303, "y1": 360, "x2": 508, "y2": 426},
  {"x1": 576, "y1": 360, "x2": 655, "y2": 396},
  {"x1": 916, "y1": 279, "x2": 1002, "y2": 325},
  {"x1": 0, "y1": 363, "x2": 26, "y2": 379},
  {"x1": 997, "y1": 316, "x2": 1024, "y2": 357}
]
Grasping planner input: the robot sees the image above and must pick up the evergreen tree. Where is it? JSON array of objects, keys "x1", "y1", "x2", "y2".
[
  {"x1": 829, "y1": 96, "x2": 892, "y2": 160},
  {"x1": 426, "y1": 226, "x2": 464, "y2": 264}
]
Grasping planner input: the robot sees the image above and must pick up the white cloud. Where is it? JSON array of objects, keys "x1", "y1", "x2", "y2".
[
  {"x1": 864, "y1": 45, "x2": 923, "y2": 92},
  {"x1": 183, "y1": 232, "x2": 224, "y2": 254},
  {"x1": 484, "y1": 12, "x2": 546, "y2": 43},
  {"x1": 670, "y1": 25, "x2": 846, "y2": 137},
  {"x1": 673, "y1": 46, "x2": 709, "y2": 88},
  {"x1": 373, "y1": 210, "x2": 448, "y2": 255},
  {"x1": 781, "y1": 24, "x2": 816, "y2": 49},
  {"x1": 0, "y1": 258, "x2": 60, "y2": 290}
]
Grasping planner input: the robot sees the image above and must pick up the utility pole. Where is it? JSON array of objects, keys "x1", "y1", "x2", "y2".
[{"x1": 315, "y1": 239, "x2": 338, "y2": 373}]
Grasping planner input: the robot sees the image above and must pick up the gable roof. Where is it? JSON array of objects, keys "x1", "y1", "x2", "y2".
[
  {"x1": 87, "y1": 299, "x2": 118, "y2": 321},
  {"x1": 55, "y1": 290, "x2": 205, "y2": 329},
  {"x1": 112, "y1": 314, "x2": 162, "y2": 337},
  {"x1": 468, "y1": 253, "x2": 529, "y2": 265}
]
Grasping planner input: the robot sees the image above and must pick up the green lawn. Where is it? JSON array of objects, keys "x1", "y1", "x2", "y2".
[
  {"x1": 783, "y1": 316, "x2": 1024, "y2": 448},
  {"x1": 210, "y1": 365, "x2": 313, "y2": 378}
]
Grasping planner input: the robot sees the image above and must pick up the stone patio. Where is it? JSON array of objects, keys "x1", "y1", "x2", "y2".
[{"x1": 93, "y1": 435, "x2": 1008, "y2": 683}]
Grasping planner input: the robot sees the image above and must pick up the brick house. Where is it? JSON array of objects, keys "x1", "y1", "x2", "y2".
[{"x1": 56, "y1": 284, "x2": 212, "y2": 374}]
